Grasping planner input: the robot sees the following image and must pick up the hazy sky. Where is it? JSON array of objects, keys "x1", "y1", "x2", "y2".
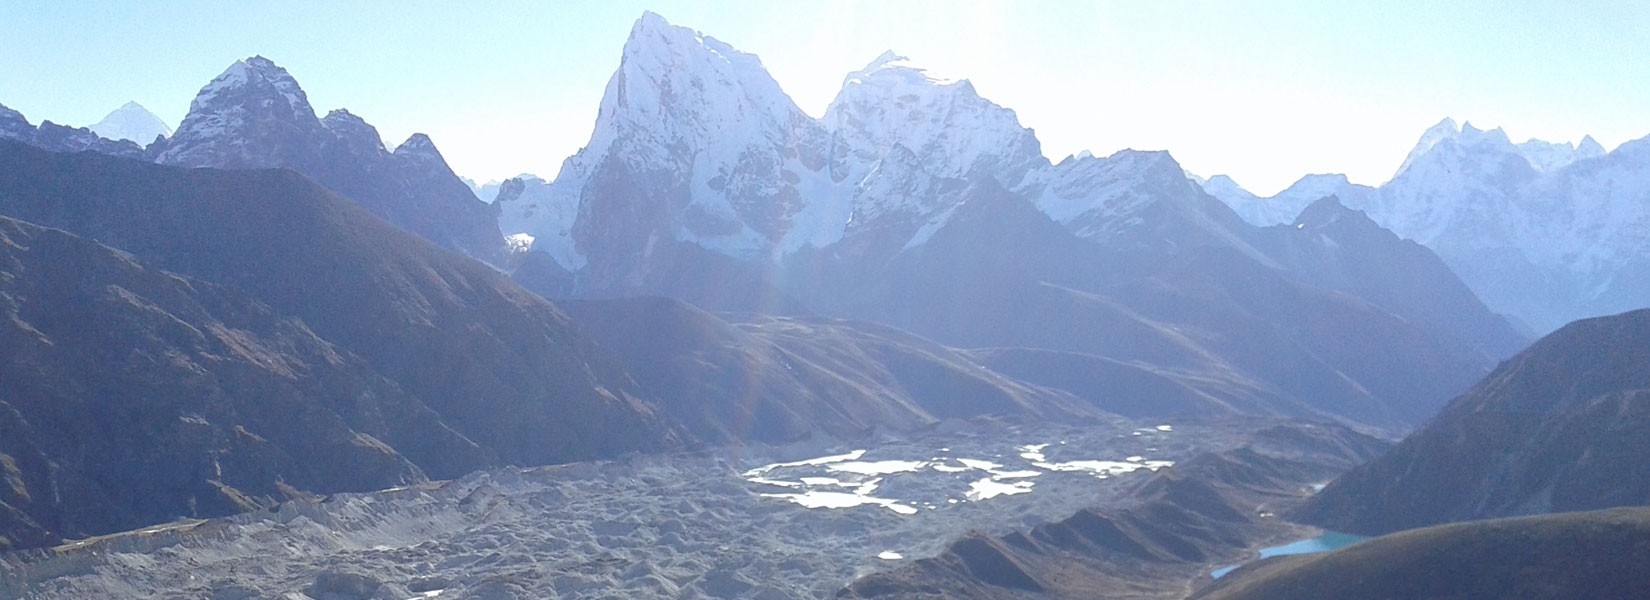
[{"x1": 4, "y1": 1, "x2": 1649, "y2": 194}]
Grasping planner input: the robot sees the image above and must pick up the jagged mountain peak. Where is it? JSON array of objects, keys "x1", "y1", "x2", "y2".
[
  {"x1": 593, "y1": 11, "x2": 810, "y2": 155},
  {"x1": 158, "y1": 55, "x2": 320, "y2": 168},
  {"x1": 199, "y1": 56, "x2": 312, "y2": 118},
  {"x1": 394, "y1": 133, "x2": 448, "y2": 166},
  {"x1": 0, "y1": 102, "x2": 32, "y2": 138},
  {"x1": 1457, "y1": 121, "x2": 1511, "y2": 145},
  {"x1": 1578, "y1": 134, "x2": 1607, "y2": 157},
  {"x1": 321, "y1": 108, "x2": 386, "y2": 155},
  {"x1": 1394, "y1": 117, "x2": 1462, "y2": 178}
]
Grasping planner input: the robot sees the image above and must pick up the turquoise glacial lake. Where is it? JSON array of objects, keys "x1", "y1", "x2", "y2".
[{"x1": 1210, "y1": 532, "x2": 1367, "y2": 578}]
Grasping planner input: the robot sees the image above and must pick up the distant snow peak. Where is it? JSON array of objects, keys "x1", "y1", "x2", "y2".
[
  {"x1": 1397, "y1": 116, "x2": 1602, "y2": 177},
  {"x1": 88, "y1": 101, "x2": 172, "y2": 144}
]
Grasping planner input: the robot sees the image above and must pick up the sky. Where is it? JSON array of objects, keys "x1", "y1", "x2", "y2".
[{"x1": 3, "y1": 1, "x2": 1649, "y2": 195}]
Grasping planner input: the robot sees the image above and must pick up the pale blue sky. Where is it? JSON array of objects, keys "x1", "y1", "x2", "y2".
[{"x1": 3, "y1": 1, "x2": 1648, "y2": 194}]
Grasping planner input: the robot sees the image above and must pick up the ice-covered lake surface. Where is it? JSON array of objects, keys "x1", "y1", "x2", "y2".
[
  {"x1": 2, "y1": 420, "x2": 1212, "y2": 599},
  {"x1": 743, "y1": 427, "x2": 1175, "y2": 516}
]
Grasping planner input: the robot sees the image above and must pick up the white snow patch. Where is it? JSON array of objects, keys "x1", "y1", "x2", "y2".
[
  {"x1": 827, "y1": 460, "x2": 928, "y2": 476},
  {"x1": 965, "y1": 478, "x2": 1034, "y2": 501}
]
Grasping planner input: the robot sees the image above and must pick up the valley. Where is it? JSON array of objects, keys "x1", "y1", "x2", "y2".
[
  {"x1": 2, "y1": 5, "x2": 1648, "y2": 599},
  {"x1": 0, "y1": 418, "x2": 1379, "y2": 599}
]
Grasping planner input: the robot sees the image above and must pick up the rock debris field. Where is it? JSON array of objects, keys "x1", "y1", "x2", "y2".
[{"x1": 2, "y1": 419, "x2": 1218, "y2": 599}]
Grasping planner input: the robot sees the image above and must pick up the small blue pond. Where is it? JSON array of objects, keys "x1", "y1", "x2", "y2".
[{"x1": 1210, "y1": 532, "x2": 1366, "y2": 578}]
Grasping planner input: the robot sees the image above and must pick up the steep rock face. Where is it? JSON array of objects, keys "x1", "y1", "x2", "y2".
[
  {"x1": 0, "y1": 215, "x2": 494, "y2": 550},
  {"x1": 0, "y1": 102, "x2": 147, "y2": 160},
  {"x1": 535, "y1": 12, "x2": 835, "y2": 290},
  {"x1": 1299, "y1": 309, "x2": 1650, "y2": 536},
  {"x1": 0, "y1": 140, "x2": 680, "y2": 473},
  {"x1": 156, "y1": 57, "x2": 507, "y2": 266},
  {"x1": 824, "y1": 52, "x2": 1043, "y2": 187},
  {"x1": 818, "y1": 52, "x2": 1044, "y2": 257}
]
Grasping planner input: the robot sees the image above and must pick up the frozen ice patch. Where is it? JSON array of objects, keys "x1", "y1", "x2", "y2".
[{"x1": 965, "y1": 478, "x2": 1034, "y2": 501}]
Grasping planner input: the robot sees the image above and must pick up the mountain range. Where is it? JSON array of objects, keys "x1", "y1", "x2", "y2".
[
  {"x1": 5, "y1": 11, "x2": 1645, "y2": 575},
  {"x1": 151, "y1": 57, "x2": 511, "y2": 267},
  {"x1": 1199, "y1": 119, "x2": 1649, "y2": 334},
  {"x1": 496, "y1": 12, "x2": 1525, "y2": 429}
]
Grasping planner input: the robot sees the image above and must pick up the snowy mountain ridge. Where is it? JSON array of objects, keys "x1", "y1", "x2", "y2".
[
  {"x1": 502, "y1": 12, "x2": 1247, "y2": 276},
  {"x1": 1197, "y1": 118, "x2": 1649, "y2": 332}
]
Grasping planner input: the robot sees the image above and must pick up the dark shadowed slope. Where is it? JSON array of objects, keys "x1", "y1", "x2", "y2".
[
  {"x1": 820, "y1": 181, "x2": 1502, "y2": 428},
  {"x1": 0, "y1": 140, "x2": 680, "y2": 472},
  {"x1": 966, "y1": 347, "x2": 1279, "y2": 420},
  {"x1": 0, "y1": 216, "x2": 491, "y2": 550},
  {"x1": 563, "y1": 297, "x2": 1104, "y2": 444},
  {"x1": 1194, "y1": 508, "x2": 1650, "y2": 600},
  {"x1": 1253, "y1": 196, "x2": 1528, "y2": 362},
  {"x1": 1299, "y1": 308, "x2": 1650, "y2": 535}
]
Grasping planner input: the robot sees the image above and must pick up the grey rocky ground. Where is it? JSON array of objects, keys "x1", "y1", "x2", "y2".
[{"x1": 1, "y1": 418, "x2": 1322, "y2": 599}]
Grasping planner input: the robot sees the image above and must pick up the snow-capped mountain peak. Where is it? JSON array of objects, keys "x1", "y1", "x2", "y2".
[
  {"x1": 601, "y1": 11, "x2": 804, "y2": 144},
  {"x1": 1394, "y1": 117, "x2": 1460, "y2": 179},
  {"x1": 158, "y1": 56, "x2": 320, "y2": 167},
  {"x1": 824, "y1": 51, "x2": 1043, "y2": 187},
  {"x1": 196, "y1": 56, "x2": 312, "y2": 121},
  {"x1": 88, "y1": 101, "x2": 172, "y2": 144},
  {"x1": 500, "y1": 12, "x2": 834, "y2": 273}
]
